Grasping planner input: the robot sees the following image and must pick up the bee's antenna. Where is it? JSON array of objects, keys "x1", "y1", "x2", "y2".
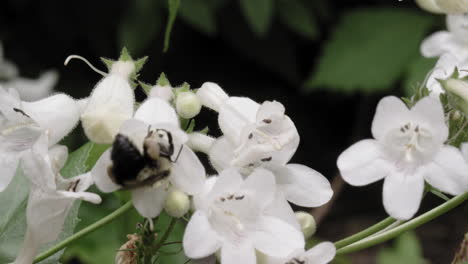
[{"x1": 173, "y1": 144, "x2": 184, "y2": 163}]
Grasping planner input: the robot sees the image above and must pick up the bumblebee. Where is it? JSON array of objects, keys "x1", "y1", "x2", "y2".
[{"x1": 107, "y1": 128, "x2": 181, "y2": 189}]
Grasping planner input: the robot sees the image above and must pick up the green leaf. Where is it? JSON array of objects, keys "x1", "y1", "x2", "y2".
[
  {"x1": 154, "y1": 213, "x2": 187, "y2": 264},
  {"x1": 164, "y1": 0, "x2": 181, "y2": 52},
  {"x1": 179, "y1": 0, "x2": 217, "y2": 35},
  {"x1": 403, "y1": 56, "x2": 437, "y2": 97},
  {"x1": 377, "y1": 231, "x2": 427, "y2": 264},
  {"x1": 277, "y1": 0, "x2": 319, "y2": 39},
  {"x1": 118, "y1": 0, "x2": 162, "y2": 56},
  {"x1": 239, "y1": 0, "x2": 274, "y2": 36},
  {"x1": 304, "y1": 8, "x2": 435, "y2": 93}
]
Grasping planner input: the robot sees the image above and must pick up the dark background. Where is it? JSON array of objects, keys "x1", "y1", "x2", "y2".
[{"x1": 1, "y1": 0, "x2": 466, "y2": 263}]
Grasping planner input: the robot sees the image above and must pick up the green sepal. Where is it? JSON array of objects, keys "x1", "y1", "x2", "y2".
[
  {"x1": 119, "y1": 47, "x2": 132, "y2": 61},
  {"x1": 100, "y1": 57, "x2": 114, "y2": 72},
  {"x1": 99, "y1": 47, "x2": 148, "y2": 81},
  {"x1": 173, "y1": 82, "x2": 191, "y2": 97},
  {"x1": 139, "y1": 81, "x2": 154, "y2": 95},
  {"x1": 180, "y1": 118, "x2": 196, "y2": 133},
  {"x1": 198, "y1": 126, "x2": 209, "y2": 135},
  {"x1": 157, "y1": 72, "x2": 171, "y2": 87},
  {"x1": 401, "y1": 84, "x2": 430, "y2": 108},
  {"x1": 425, "y1": 184, "x2": 450, "y2": 201}
]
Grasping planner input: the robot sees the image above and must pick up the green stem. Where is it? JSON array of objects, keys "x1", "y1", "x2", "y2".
[
  {"x1": 334, "y1": 217, "x2": 396, "y2": 249},
  {"x1": 153, "y1": 218, "x2": 178, "y2": 252},
  {"x1": 336, "y1": 192, "x2": 468, "y2": 255},
  {"x1": 34, "y1": 201, "x2": 134, "y2": 263}
]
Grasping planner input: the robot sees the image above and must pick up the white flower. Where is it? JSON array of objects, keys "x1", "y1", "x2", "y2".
[
  {"x1": 262, "y1": 242, "x2": 336, "y2": 264},
  {"x1": 183, "y1": 168, "x2": 304, "y2": 264},
  {"x1": 91, "y1": 97, "x2": 205, "y2": 219},
  {"x1": 0, "y1": 87, "x2": 80, "y2": 192},
  {"x1": 0, "y1": 42, "x2": 18, "y2": 80},
  {"x1": 175, "y1": 91, "x2": 202, "y2": 119},
  {"x1": 416, "y1": 0, "x2": 468, "y2": 13},
  {"x1": 195, "y1": 84, "x2": 333, "y2": 208},
  {"x1": 14, "y1": 137, "x2": 101, "y2": 264},
  {"x1": 5, "y1": 70, "x2": 58, "y2": 101},
  {"x1": 149, "y1": 84, "x2": 174, "y2": 102},
  {"x1": 337, "y1": 96, "x2": 468, "y2": 220},
  {"x1": 462, "y1": 143, "x2": 468, "y2": 161},
  {"x1": 421, "y1": 14, "x2": 468, "y2": 94},
  {"x1": 76, "y1": 57, "x2": 135, "y2": 144}
]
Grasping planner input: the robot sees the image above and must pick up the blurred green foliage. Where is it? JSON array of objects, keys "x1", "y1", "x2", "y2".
[{"x1": 377, "y1": 231, "x2": 428, "y2": 264}]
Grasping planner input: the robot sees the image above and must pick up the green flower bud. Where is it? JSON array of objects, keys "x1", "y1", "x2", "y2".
[
  {"x1": 441, "y1": 78, "x2": 468, "y2": 117},
  {"x1": 175, "y1": 91, "x2": 202, "y2": 119},
  {"x1": 164, "y1": 190, "x2": 190, "y2": 218},
  {"x1": 295, "y1": 211, "x2": 316, "y2": 239}
]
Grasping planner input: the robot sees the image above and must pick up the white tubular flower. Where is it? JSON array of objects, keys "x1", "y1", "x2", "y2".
[
  {"x1": 337, "y1": 96, "x2": 468, "y2": 220},
  {"x1": 421, "y1": 14, "x2": 468, "y2": 94},
  {"x1": 264, "y1": 242, "x2": 336, "y2": 264},
  {"x1": 183, "y1": 168, "x2": 304, "y2": 264},
  {"x1": 15, "y1": 137, "x2": 101, "y2": 264},
  {"x1": 0, "y1": 87, "x2": 80, "y2": 192},
  {"x1": 6, "y1": 70, "x2": 58, "y2": 101},
  {"x1": 196, "y1": 82, "x2": 229, "y2": 112},
  {"x1": 80, "y1": 60, "x2": 135, "y2": 144},
  {"x1": 204, "y1": 92, "x2": 332, "y2": 208},
  {"x1": 91, "y1": 97, "x2": 205, "y2": 219}
]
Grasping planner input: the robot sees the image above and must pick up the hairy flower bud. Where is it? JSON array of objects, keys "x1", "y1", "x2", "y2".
[
  {"x1": 164, "y1": 190, "x2": 190, "y2": 218},
  {"x1": 441, "y1": 78, "x2": 468, "y2": 117},
  {"x1": 416, "y1": 0, "x2": 468, "y2": 13},
  {"x1": 115, "y1": 234, "x2": 140, "y2": 264},
  {"x1": 295, "y1": 211, "x2": 316, "y2": 239},
  {"x1": 175, "y1": 91, "x2": 201, "y2": 119},
  {"x1": 150, "y1": 85, "x2": 174, "y2": 101}
]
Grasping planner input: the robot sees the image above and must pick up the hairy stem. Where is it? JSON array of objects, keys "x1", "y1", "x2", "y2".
[
  {"x1": 336, "y1": 192, "x2": 468, "y2": 255},
  {"x1": 34, "y1": 201, "x2": 134, "y2": 263}
]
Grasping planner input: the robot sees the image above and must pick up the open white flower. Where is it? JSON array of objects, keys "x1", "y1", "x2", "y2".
[
  {"x1": 15, "y1": 136, "x2": 100, "y2": 264},
  {"x1": 337, "y1": 96, "x2": 468, "y2": 220},
  {"x1": 5, "y1": 70, "x2": 58, "y2": 101},
  {"x1": 183, "y1": 168, "x2": 304, "y2": 264},
  {"x1": 76, "y1": 57, "x2": 135, "y2": 144},
  {"x1": 91, "y1": 97, "x2": 205, "y2": 219},
  {"x1": 0, "y1": 87, "x2": 80, "y2": 192},
  {"x1": 421, "y1": 14, "x2": 468, "y2": 94},
  {"x1": 195, "y1": 83, "x2": 332, "y2": 208},
  {"x1": 262, "y1": 242, "x2": 336, "y2": 264}
]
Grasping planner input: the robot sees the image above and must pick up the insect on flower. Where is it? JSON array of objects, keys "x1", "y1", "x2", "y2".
[{"x1": 107, "y1": 127, "x2": 183, "y2": 190}]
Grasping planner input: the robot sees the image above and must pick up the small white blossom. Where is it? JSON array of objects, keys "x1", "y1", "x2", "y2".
[
  {"x1": 337, "y1": 96, "x2": 468, "y2": 220},
  {"x1": 164, "y1": 189, "x2": 190, "y2": 218},
  {"x1": 263, "y1": 242, "x2": 336, "y2": 264},
  {"x1": 175, "y1": 91, "x2": 202, "y2": 119},
  {"x1": 0, "y1": 87, "x2": 80, "y2": 192},
  {"x1": 196, "y1": 83, "x2": 333, "y2": 208},
  {"x1": 14, "y1": 137, "x2": 101, "y2": 264},
  {"x1": 91, "y1": 97, "x2": 205, "y2": 219},
  {"x1": 421, "y1": 14, "x2": 468, "y2": 94},
  {"x1": 295, "y1": 212, "x2": 316, "y2": 239},
  {"x1": 183, "y1": 168, "x2": 304, "y2": 264},
  {"x1": 77, "y1": 58, "x2": 135, "y2": 144}
]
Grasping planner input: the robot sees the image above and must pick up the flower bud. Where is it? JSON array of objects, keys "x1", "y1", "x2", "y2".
[
  {"x1": 115, "y1": 234, "x2": 140, "y2": 264},
  {"x1": 164, "y1": 190, "x2": 190, "y2": 218},
  {"x1": 440, "y1": 78, "x2": 468, "y2": 117},
  {"x1": 175, "y1": 91, "x2": 201, "y2": 119},
  {"x1": 435, "y1": 0, "x2": 468, "y2": 13},
  {"x1": 150, "y1": 85, "x2": 174, "y2": 102},
  {"x1": 295, "y1": 211, "x2": 316, "y2": 239},
  {"x1": 196, "y1": 82, "x2": 228, "y2": 112}
]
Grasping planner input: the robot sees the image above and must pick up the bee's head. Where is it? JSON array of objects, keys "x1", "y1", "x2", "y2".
[{"x1": 143, "y1": 129, "x2": 174, "y2": 160}]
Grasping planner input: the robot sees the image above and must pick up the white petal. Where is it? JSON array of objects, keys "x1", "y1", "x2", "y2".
[
  {"x1": 264, "y1": 192, "x2": 300, "y2": 230},
  {"x1": 253, "y1": 216, "x2": 304, "y2": 258},
  {"x1": 218, "y1": 97, "x2": 259, "y2": 144},
  {"x1": 10, "y1": 70, "x2": 58, "y2": 101},
  {"x1": 58, "y1": 190, "x2": 102, "y2": 204},
  {"x1": 422, "y1": 146, "x2": 468, "y2": 195},
  {"x1": 118, "y1": 118, "x2": 150, "y2": 152},
  {"x1": 256, "y1": 101, "x2": 285, "y2": 124},
  {"x1": 415, "y1": 0, "x2": 444, "y2": 13},
  {"x1": 187, "y1": 132, "x2": 215, "y2": 154},
  {"x1": 274, "y1": 164, "x2": 333, "y2": 207},
  {"x1": 131, "y1": 185, "x2": 168, "y2": 218},
  {"x1": 383, "y1": 170, "x2": 425, "y2": 220},
  {"x1": 209, "y1": 137, "x2": 236, "y2": 173},
  {"x1": 0, "y1": 152, "x2": 20, "y2": 192},
  {"x1": 371, "y1": 96, "x2": 411, "y2": 141},
  {"x1": 170, "y1": 145, "x2": 206, "y2": 195},
  {"x1": 462, "y1": 143, "x2": 468, "y2": 160},
  {"x1": 91, "y1": 149, "x2": 121, "y2": 193},
  {"x1": 23, "y1": 93, "x2": 80, "y2": 146},
  {"x1": 337, "y1": 139, "x2": 391, "y2": 186},
  {"x1": 196, "y1": 82, "x2": 229, "y2": 112},
  {"x1": 243, "y1": 168, "x2": 276, "y2": 209},
  {"x1": 81, "y1": 75, "x2": 134, "y2": 144},
  {"x1": 420, "y1": 31, "x2": 453, "y2": 57},
  {"x1": 438, "y1": 1, "x2": 468, "y2": 15},
  {"x1": 48, "y1": 144, "x2": 68, "y2": 174},
  {"x1": 135, "y1": 97, "x2": 179, "y2": 127},
  {"x1": 221, "y1": 243, "x2": 256, "y2": 264},
  {"x1": 208, "y1": 168, "x2": 244, "y2": 201},
  {"x1": 150, "y1": 85, "x2": 174, "y2": 102},
  {"x1": 410, "y1": 96, "x2": 448, "y2": 143},
  {"x1": 26, "y1": 188, "x2": 75, "y2": 244},
  {"x1": 183, "y1": 211, "x2": 221, "y2": 259},
  {"x1": 57, "y1": 171, "x2": 95, "y2": 193},
  {"x1": 21, "y1": 139, "x2": 56, "y2": 190},
  {"x1": 303, "y1": 242, "x2": 336, "y2": 264}
]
